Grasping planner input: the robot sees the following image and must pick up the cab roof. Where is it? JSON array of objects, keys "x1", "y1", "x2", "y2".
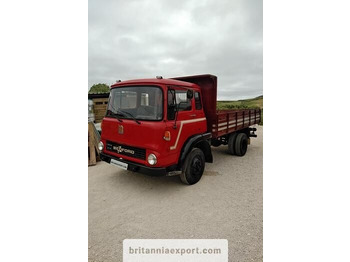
[{"x1": 110, "y1": 78, "x2": 199, "y2": 89}]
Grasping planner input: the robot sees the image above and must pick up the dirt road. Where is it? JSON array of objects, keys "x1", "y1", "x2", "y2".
[{"x1": 89, "y1": 125, "x2": 263, "y2": 262}]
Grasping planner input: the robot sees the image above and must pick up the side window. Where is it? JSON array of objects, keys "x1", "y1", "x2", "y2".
[
  {"x1": 176, "y1": 91, "x2": 192, "y2": 111},
  {"x1": 167, "y1": 88, "x2": 193, "y2": 120},
  {"x1": 194, "y1": 92, "x2": 202, "y2": 110}
]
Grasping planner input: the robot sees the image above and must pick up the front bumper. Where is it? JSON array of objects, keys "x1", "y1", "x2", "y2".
[{"x1": 100, "y1": 152, "x2": 167, "y2": 176}]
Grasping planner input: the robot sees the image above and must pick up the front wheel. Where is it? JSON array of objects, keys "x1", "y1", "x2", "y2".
[{"x1": 180, "y1": 148, "x2": 205, "y2": 185}]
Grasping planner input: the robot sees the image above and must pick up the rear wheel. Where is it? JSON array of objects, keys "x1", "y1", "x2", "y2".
[
  {"x1": 180, "y1": 148, "x2": 205, "y2": 185},
  {"x1": 228, "y1": 133, "x2": 238, "y2": 155},
  {"x1": 235, "y1": 133, "x2": 248, "y2": 156}
]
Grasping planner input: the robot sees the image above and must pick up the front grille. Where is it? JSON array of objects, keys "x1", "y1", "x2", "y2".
[{"x1": 106, "y1": 140, "x2": 146, "y2": 160}]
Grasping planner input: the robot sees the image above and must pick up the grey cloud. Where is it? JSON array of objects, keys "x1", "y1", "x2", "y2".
[{"x1": 89, "y1": 0, "x2": 262, "y2": 100}]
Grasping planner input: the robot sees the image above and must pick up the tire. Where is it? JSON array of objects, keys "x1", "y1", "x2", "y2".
[
  {"x1": 235, "y1": 133, "x2": 248, "y2": 156},
  {"x1": 228, "y1": 132, "x2": 238, "y2": 155},
  {"x1": 180, "y1": 148, "x2": 205, "y2": 185}
]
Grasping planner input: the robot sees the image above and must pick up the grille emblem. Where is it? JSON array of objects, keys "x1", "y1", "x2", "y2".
[
  {"x1": 106, "y1": 141, "x2": 146, "y2": 160},
  {"x1": 118, "y1": 125, "x2": 124, "y2": 134},
  {"x1": 113, "y1": 145, "x2": 134, "y2": 155}
]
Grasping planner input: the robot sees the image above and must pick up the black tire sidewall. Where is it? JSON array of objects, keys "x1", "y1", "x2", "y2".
[
  {"x1": 228, "y1": 132, "x2": 238, "y2": 155},
  {"x1": 181, "y1": 148, "x2": 205, "y2": 185},
  {"x1": 235, "y1": 133, "x2": 248, "y2": 156}
]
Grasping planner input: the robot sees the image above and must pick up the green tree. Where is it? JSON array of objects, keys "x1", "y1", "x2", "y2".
[{"x1": 89, "y1": 83, "x2": 110, "y2": 94}]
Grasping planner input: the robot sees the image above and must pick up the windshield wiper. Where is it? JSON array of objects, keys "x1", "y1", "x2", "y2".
[
  {"x1": 117, "y1": 109, "x2": 141, "y2": 125},
  {"x1": 106, "y1": 110, "x2": 123, "y2": 122}
]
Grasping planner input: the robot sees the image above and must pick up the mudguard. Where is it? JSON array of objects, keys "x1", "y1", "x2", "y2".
[{"x1": 179, "y1": 133, "x2": 213, "y2": 167}]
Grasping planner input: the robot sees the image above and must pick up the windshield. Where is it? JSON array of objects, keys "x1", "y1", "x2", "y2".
[{"x1": 106, "y1": 86, "x2": 163, "y2": 121}]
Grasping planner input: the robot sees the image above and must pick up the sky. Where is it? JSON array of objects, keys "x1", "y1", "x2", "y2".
[{"x1": 89, "y1": 0, "x2": 262, "y2": 100}]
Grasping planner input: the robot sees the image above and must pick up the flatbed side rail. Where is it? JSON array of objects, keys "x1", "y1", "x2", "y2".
[{"x1": 211, "y1": 109, "x2": 261, "y2": 138}]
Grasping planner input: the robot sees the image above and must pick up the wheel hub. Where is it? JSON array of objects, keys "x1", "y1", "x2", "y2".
[{"x1": 192, "y1": 158, "x2": 202, "y2": 174}]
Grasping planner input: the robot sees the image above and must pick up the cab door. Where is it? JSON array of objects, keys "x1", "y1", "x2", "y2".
[{"x1": 165, "y1": 87, "x2": 206, "y2": 155}]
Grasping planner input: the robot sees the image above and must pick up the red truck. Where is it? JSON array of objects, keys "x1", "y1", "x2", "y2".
[{"x1": 99, "y1": 74, "x2": 261, "y2": 185}]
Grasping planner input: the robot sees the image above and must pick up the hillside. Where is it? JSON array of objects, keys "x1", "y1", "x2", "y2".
[
  {"x1": 217, "y1": 95, "x2": 263, "y2": 110},
  {"x1": 217, "y1": 95, "x2": 263, "y2": 125}
]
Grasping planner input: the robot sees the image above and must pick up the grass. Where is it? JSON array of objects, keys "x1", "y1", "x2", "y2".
[{"x1": 217, "y1": 95, "x2": 263, "y2": 125}]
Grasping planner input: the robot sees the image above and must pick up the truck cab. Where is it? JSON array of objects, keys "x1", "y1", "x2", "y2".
[{"x1": 99, "y1": 76, "x2": 213, "y2": 184}]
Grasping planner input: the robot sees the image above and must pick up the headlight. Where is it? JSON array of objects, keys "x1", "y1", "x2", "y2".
[
  {"x1": 147, "y1": 154, "x2": 157, "y2": 165},
  {"x1": 98, "y1": 141, "x2": 104, "y2": 151}
]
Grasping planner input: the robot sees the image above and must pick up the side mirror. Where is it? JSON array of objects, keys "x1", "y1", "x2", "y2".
[{"x1": 187, "y1": 90, "x2": 193, "y2": 99}]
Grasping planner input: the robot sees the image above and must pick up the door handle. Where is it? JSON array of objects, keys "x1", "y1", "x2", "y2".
[{"x1": 190, "y1": 114, "x2": 196, "y2": 117}]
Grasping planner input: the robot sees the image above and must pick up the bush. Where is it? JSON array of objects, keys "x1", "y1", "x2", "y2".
[{"x1": 89, "y1": 83, "x2": 110, "y2": 94}]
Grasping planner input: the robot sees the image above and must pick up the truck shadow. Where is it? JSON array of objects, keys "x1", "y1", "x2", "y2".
[
  {"x1": 211, "y1": 145, "x2": 256, "y2": 157},
  {"x1": 211, "y1": 146, "x2": 233, "y2": 156},
  {"x1": 112, "y1": 170, "x2": 184, "y2": 190},
  {"x1": 109, "y1": 169, "x2": 219, "y2": 190}
]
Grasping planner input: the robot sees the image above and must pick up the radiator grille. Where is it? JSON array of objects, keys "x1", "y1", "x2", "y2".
[{"x1": 106, "y1": 140, "x2": 146, "y2": 160}]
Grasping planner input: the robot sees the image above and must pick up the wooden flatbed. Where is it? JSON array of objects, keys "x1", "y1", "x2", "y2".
[{"x1": 212, "y1": 109, "x2": 261, "y2": 138}]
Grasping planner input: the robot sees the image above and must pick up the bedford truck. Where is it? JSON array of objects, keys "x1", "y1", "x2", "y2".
[{"x1": 98, "y1": 74, "x2": 261, "y2": 185}]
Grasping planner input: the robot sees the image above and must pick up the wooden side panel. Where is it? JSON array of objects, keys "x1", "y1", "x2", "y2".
[{"x1": 211, "y1": 109, "x2": 261, "y2": 138}]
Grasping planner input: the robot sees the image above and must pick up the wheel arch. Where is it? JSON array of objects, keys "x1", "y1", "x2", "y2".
[{"x1": 178, "y1": 133, "x2": 213, "y2": 168}]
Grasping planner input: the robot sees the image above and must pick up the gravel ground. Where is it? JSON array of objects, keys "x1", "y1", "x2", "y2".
[{"x1": 89, "y1": 125, "x2": 263, "y2": 262}]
